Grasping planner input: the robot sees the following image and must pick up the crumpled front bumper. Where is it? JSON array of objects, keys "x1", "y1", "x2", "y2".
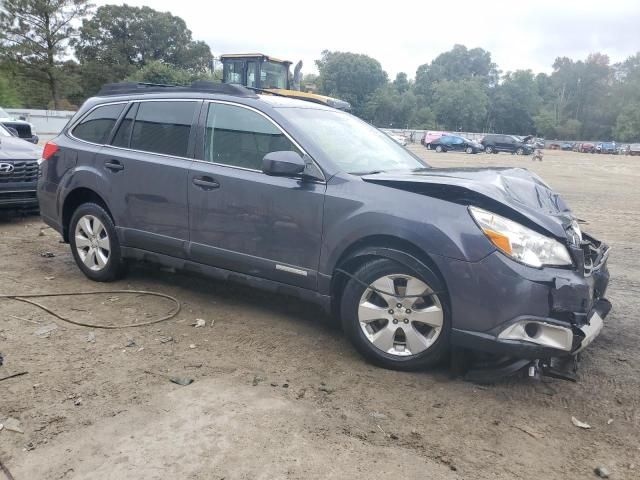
[{"x1": 448, "y1": 233, "x2": 611, "y2": 359}]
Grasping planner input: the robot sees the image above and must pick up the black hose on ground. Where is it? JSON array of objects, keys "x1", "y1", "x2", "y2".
[{"x1": 0, "y1": 290, "x2": 181, "y2": 329}]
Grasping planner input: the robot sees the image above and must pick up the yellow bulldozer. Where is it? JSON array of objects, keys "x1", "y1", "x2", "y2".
[{"x1": 220, "y1": 53, "x2": 350, "y2": 111}]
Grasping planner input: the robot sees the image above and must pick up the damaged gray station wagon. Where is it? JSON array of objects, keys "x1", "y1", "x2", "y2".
[{"x1": 37, "y1": 82, "x2": 611, "y2": 377}]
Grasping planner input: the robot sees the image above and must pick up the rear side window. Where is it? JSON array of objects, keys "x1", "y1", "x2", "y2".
[
  {"x1": 72, "y1": 104, "x2": 125, "y2": 144},
  {"x1": 204, "y1": 103, "x2": 299, "y2": 170},
  {"x1": 129, "y1": 101, "x2": 197, "y2": 157}
]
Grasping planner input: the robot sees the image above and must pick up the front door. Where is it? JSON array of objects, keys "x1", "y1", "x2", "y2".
[
  {"x1": 98, "y1": 100, "x2": 199, "y2": 257},
  {"x1": 188, "y1": 102, "x2": 325, "y2": 290}
]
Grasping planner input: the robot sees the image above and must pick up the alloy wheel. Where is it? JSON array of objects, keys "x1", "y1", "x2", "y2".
[
  {"x1": 466, "y1": 147, "x2": 473, "y2": 154},
  {"x1": 357, "y1": 274, "x2": 443, "y2": 357},
  {"x1": 74, "y1": 215, "x2": 110, "y2": 271}
]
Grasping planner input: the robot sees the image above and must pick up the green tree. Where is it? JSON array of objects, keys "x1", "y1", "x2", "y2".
[
  {"x1": 0, "y1": 72, "x2": 21, "y2": 107},
  {"x1": 431, "y1": 78, "x2": 489, "y2": 131},
  {"x1": 126, "y1": 61, "x2": 214, "y2": 86},
  {"x1": 73, "y1": 4, "x2": 212, "y2": 97},
  {"x1": 411, "y1": 107, "x2": 436, "y2": 130},
  {"x1": 0, "y1": 0, "x2": 92, "y2": 108},
  {"x1": 614, "y1": 103, "x2": 640, "y2": 141},
  {"x1": 489, "y1": 70, "x2": 541, "y2": 134},
  {"x1": 316, "y1": 51, "x2": 388, "y2": 116},
  {"x1": 414, "y1": 44, "x2": 498, "y2": 101},
  {"x1": 393, "y1": 72, "x2": 410, "y2": 93},
  {"x1": 533, "y1": 110, "x2": 556, "y2": 138}
]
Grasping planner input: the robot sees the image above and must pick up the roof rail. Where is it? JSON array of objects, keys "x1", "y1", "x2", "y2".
[{"x1": 97, "y1": 81, "x2": 258, "y2": 98}]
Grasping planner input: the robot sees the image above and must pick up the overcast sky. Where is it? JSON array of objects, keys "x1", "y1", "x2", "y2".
[{"x1": 97, "y1": 0, "x2": 640, "y2": 78}]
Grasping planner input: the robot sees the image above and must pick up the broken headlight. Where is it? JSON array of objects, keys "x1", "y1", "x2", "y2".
[{"x1": 469, "y1": 206, "x2": 572, "y2": 268}]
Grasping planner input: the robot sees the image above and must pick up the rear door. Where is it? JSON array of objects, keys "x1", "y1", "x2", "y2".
[
  {"x1": 97, "y1": 100, "x2": 200, "y2": 257},
  {"x1": 187, "y1": 101, "x2": 326, "y2": 290}
]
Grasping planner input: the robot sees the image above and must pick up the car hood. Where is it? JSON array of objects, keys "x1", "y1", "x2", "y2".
[
  {"x1": 0, "y1": 136, "x2": 41, "y2": 160},
  {"x1": 362, "y1": 167, "x2": 575, "y2": 239}
]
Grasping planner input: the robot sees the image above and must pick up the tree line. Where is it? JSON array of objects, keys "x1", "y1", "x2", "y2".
[{"x1": 1, "y1": 1, "x2": 639, "y2": 141}]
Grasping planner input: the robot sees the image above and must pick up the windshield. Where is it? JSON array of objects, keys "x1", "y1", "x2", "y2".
[
  {"x1": 0, "y1": 124, "x2": 11, "y2": 137},
  {"x1": 0, "y1": 107, "x2": 10, "y2": 118},
  {"x1": 261, "y1": 61, "x2": 288, "y2": 89},
  {"x1": 278, "y1": 108, "x2": 426, "y2": 174}
]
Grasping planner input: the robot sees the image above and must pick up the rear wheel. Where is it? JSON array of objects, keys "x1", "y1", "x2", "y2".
[
  {"x1": 435, "y1": 145, "x2": 444, "y2": 153},
  {"x1": 69, "y1": 203, "x2": 126, "y2": 282},
  {"x1": 485, "y1": 145, "x2": 494, "y2": 154},
  {"x1": 340, "y1": 258, "x2": 450, "y2": 370}
]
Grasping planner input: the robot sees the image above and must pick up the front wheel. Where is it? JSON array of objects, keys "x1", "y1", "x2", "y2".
[
  {"x1": 485, "y1": 145, "x2": 494, "y2": 154},
  {"x1": 466, "y1": 147, "x2": 474, "y2": 154},
  {"x1": 435, "y1": 145, "x2": 444, "y2": 153},
  {"x1": 516, "y1": 147, "x2": 524, "y2": 155},
  {"x1": 340, "y1": 258, "x2": 450, "y2": 370},
  {"x1": 69, "y1": 203, "x2": 127, "y2": 282}
]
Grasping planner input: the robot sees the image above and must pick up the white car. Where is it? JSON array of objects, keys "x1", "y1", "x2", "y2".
[
  {"x1": 628, "y1": 144, "x2": 640, "y2": 156},
  {"x1": 0, "y1": 107, "x2": 38, "y2": 144},
  {"x1": 385, "y1": 131, "x2": 408, "y2": 146}
]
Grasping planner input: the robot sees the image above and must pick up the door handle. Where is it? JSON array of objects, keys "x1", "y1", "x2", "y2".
[
  {"x1": 105, "y1": 160, "x2": 124, "y2": 171},
  {"x1": 192, "y1": 176, "x2": 220, "y2": 190}
]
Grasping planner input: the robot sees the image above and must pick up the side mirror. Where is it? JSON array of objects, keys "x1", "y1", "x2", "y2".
[{"x1": 262, "y1": 151, "x2": 306, "y2": 177}]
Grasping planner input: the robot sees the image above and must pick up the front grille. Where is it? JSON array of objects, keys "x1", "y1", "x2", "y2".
[
  {"x1": 0, "y1": 191, "x2": 37, "y2": 201},
  {"x1": 2, "y1": 122, "x2": 32, "y2": 139},
  {"x1": 0, "y1": 160, "x2": 39, "y2": 183}
]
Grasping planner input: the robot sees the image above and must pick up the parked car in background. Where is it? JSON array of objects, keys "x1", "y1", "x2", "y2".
[
  {"x1": 561, "y1": 142, "x2": 574, "y2": 151},
  {"x1": 429, "y1": 135, "x2": 484, "y2": 153},
  {"x1": 627, "y1": 144, "x2": 640, "y2": 156},
  {"x1": 0, "y1": 123, "x2": 41, "y2": 210},
  {"x1": 384, "y1": 131, "x2": 408, "y2": 147},
  {"x1": 596, "y1": 142, "x2": 617, "y2": 154},
  {"x1": 421, "y1": 131, "x2": 447, "y2": 148},
  {"x1": 575, "y1": 143, "x2": 596, "y2": 153},
  {"x1": 481, "y1": 134, "x2": 533, "y2": 155},
  {"x1": 36, "y1": 81, "x2": 611, "y2": 373},
  {"x1": 0, "y1": 107, "x2": 39, "y2": 144},
  {"x1": 533, "y1": 138, "x2": 545, "y2": 149},
  {"x1": 548, "y1": 143, "x2": 561, "y2": 150}
]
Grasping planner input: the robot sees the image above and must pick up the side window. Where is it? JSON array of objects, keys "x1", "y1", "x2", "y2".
[
  {"x1": 111, "y1": 103, "x2": 138, "y2": 148},
  {"x1": 440, "y1": 136, "x2": 451, "y2": 144},
  {"x1": 72, "y1": 104, "x2": 125, "y2": 144},
  {"x1": 129, "y1": 101, "x2": 196, "y2": 157},
  {"x1": 452, "y1": 137, "x2": 464, "y2": 144},
  {"x1": 204, "y1": 103, "x2": 299, "y2": 170}
]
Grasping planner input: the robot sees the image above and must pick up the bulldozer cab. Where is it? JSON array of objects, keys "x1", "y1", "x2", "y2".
[
  {"x1": 221, "y1": 54, "x2": 291, "y2": 90},
  {"x1": 221, "y1": 53, "x2": 351, "y2": 111}
]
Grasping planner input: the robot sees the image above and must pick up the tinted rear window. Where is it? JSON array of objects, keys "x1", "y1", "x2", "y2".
[
  {"x1": 72, "y1": 104, "x2": 125, "y2": 144},
  {"x1": 129, "y1": 101, "x2": 197, "y2": 157}
]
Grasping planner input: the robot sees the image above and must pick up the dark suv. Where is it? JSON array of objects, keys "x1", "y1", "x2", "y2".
[
  {"x1": 481, "y1": 134, "x2": 534, "y2": 155},
  {"x1": 0, "y1": 123, "x2": 41, "y2": 210},
  {"x1": 37, "y1": 82, "x2": 610, "y2": 374}
]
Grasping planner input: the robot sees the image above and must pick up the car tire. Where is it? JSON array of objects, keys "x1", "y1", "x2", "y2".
[
  {"x1": 435, "y1": 145, "x2": 443, "y2": 153},
  {"x1": 69, "y1": 202, "x2": 127, "y2": 282},
  {"x1": 485, "y1": 145, "x2": 493, "y2": 154},
  {"x1": 466, "y1": 147, "x2": 473, "y2": 154},
  {"x1": 340, "y1": 258, "x2": 450, "y2": 371},
  {"x1": 426, "y1": 143, "x2": 431, "y2": 150},
  {"x1": 516, "y1": 147, "x2": 524, "y2": 155}
]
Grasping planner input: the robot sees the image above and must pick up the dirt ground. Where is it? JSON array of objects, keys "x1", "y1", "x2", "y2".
[{"x1": 0, "y1": 148, "x2": 638, "y2": 480}]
